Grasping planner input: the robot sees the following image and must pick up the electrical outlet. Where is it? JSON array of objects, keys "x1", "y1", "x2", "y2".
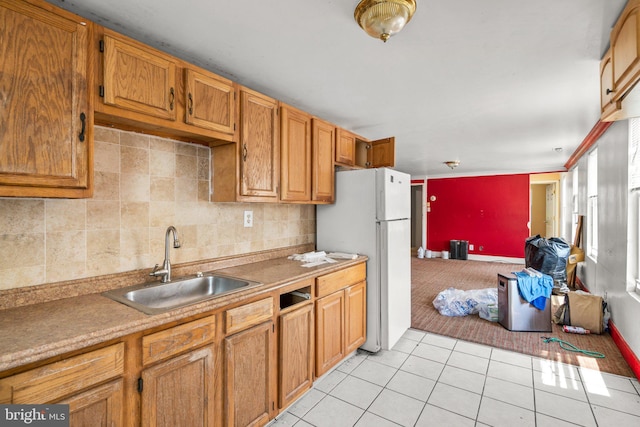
[
  {"x1": 243, "y1": 210, "x2": 253, "y2": 228},
  {"x1": 469, "y1": 244, "x2": 474, "y2": 251}
]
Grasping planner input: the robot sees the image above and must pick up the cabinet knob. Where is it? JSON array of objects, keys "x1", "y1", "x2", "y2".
[
  {"x1": 606, "y1": 88, "x2": 614, "y2": 95},
  {"x1": 242, "y1": 143, "x2": 248, "y2": 162},
  {"x1": 188, "y1": 93, "x2": 193, "y2": 115},
  {"x1": 78, "y1": 113, "x2": 86, "y2": 142},
  {"x1": 169, "y1": 87, "x2": 175, "y2": 111}
]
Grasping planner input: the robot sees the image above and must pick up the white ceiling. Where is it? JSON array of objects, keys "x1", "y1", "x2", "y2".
[{"x1": 54, "y1": 0, "x2": 627, "y2": 178}]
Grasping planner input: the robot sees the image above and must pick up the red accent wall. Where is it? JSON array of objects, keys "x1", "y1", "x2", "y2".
[{"x1": 426, "y1": 174, "x2": 530, "y2": 258}]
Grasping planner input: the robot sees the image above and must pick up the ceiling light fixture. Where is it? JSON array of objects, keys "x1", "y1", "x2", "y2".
[
  {"x1": 444, "y1": 160, "x2": 460, "y2": 169},
  {"x1": 354, "y1": 0, "x2": 417, "y2": 43}
]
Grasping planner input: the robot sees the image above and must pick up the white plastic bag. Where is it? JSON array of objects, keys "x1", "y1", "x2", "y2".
[{"x1": 433, "y1": 287, "x2": 498, "y2": 317}]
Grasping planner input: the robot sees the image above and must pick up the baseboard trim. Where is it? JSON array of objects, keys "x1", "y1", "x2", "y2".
[
  {"x1": 609, "y1": 320, "x2": 640, "y2": 380},
  {"x1": 467, "y1": 254, "x2": 525, "y2": 264},
  {"x1": 430, "y1": 252, "x2": 525, "y2": 264}
]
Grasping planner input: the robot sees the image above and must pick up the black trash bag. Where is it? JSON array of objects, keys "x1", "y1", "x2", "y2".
[{"x1": 524, "y1": 235, "x2": 570, "y2": 281}]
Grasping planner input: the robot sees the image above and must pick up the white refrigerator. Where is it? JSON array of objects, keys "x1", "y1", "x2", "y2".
[{"x1": 316, "y1": 167, "x2": 411, "y2": 352}]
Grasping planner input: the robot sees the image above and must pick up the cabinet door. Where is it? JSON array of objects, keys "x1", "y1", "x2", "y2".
[
  {"x1": 311, "y1": 119, "x2": 336, "y2": 203},
  {"x1": 601, "y1": 49, "x2": 618, "y2": 119},
  {"x1": 345, "y1": 281, "x2": 367, "y2": 354},
  {"x1": 63, "y1": 379, "x2": 124, "y2": 427},
  {"x1": 612, "y1": 1, "x2": 640, "y2": 98},
  {"x1": 102, "y1": 33, "x2": 177, "y2": 121},
  {"x1": 335, "y1": 129, "x2": 355, "y2": 166},
  {"x1": 280, "y1": 104, "x2": 311, "y2": 202},
  {"x1": 315, "y1": 291, "x2": 345, "y2": 377},
  {"x1": 185, "y1": 68, "x2": 236, "y2": 134},
  {"x1": 141, "y1": 346, "x2": 215, "y2": 427},
  {"x1": 0, "y1": 0, "x2": 90, "y2": 197},
  {"x1": 225, "y1": 321, "x2": 275, "y2": 427},
  {"x1": 278, "y1": 303, "x2": 314, "y2": 409},
  {"x1": 239, "y1": 87, "x2": 280, "y2": 200},
  {"x1": 367, "y1": 137, "x2": 395, "y2": 168}
]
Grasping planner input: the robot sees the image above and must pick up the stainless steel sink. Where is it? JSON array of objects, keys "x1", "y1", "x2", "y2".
[{"x1": 103, "y1": 274, "x2": 261, "y2": 314}]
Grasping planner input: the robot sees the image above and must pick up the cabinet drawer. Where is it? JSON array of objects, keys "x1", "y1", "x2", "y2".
[
  {"x1": 142, "y1": 315, "x2": 216, "y2": 366},
  {"x1": 0, "y1": 343, "x2": 124, "y2": 404},
  {"x1": 225, "y1": 297, "x2": 274, "y2": 335},
  {"x1": 316, "y1": 263, "x2": 366, "y2": 298}
]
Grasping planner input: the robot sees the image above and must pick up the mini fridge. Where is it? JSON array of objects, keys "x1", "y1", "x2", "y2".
[{"x1": 497, "y1": 273, "x2": 551, "y2": 332}]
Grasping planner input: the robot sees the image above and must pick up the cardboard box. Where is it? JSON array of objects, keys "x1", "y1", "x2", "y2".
[
  {"x1": 566, "y1": 245, "x2": 585, "y2": 288},
  {"x1": 568, "y1": 245, "x2": 585, "y2": 264}
]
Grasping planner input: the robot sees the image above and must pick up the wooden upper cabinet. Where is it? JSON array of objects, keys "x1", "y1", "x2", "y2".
[
  {"x1": 240, "y1": 89, "x2": 280, "y2": 200},
  {"x1": 367, "y1": 137, "x2": 395, "y2": 168},
  {"x1": 354, "y1": 136, "x2": 395, "y2": 168},
  {"x1": 311, "y1": 118, "x2": 336, "y2": 203},
  {"x1": 601, "y1": 49, "x2": 623, "y2": 121},
  {"x1": 611, "y1": 0, "x2": 640, "y2": 100},
  {"x1": 0, "y1": 0, "x2": 92, "y2": 198},
  {"x1": 95, "y1": 26, "x2": 236, "y2": 145},
  {"x1": 101, "y1": 32, "x2": 177, "y2": 121},
  {"x1": 212, "y1": 87, "x2": 279, "y2": 202},
  {"x1": 184, "y1": 68, "x2": 236, "y2": 134},
  {"x1": 280, "y1": 104, "x2": 312, "y2": 203},
  {"x1": 335, "y1": 129, "x2": 356, "y2": 166}
]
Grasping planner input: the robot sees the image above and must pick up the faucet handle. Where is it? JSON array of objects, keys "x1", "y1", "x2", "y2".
[{"x1": 150, "y1": 264, "x2": 160, "y2": 276}]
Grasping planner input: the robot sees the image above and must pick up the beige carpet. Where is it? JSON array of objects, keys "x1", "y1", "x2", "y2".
[{"x1": 411, "y1": 257, "x2": 635, "y2": 378}]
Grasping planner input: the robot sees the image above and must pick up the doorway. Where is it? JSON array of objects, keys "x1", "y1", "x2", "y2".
[
  {"x1": 411, "y1": 183, "x2": 425, "y2": 254},
  {"x1": 530, "y1": 179, "x2": 560, "y2": 238}
]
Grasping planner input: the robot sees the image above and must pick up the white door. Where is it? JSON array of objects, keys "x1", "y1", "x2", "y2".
[{"x1": 545, "y1": 183, "x2": 556, "y2": 237}]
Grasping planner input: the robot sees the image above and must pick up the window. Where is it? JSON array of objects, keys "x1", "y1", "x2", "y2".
[
  {"x1": 587, "y1": 149, "x2": 598, "y2": 259},
  {"x1": 629, "y1": 119, "x2": 640, "y2": 294}
]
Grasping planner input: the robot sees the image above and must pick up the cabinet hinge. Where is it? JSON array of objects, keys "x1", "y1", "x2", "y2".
[
  {"x1": 234, "y1": 123, "x2": 236, "y2": 131},
  {"x1": 99, "y1": 39, "x2": 104, "y2": 53},
  {"x1": 99, "y1": 85, "x2": 104, "y2": 98},
  {"x1": 137, "y1": 378, "x2": 143, "y2": 393},
  {"x1": 272, "y1": 324, "x2": 275, "y2": 333}
]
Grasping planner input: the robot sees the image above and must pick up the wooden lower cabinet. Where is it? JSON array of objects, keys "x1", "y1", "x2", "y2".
[
  {"x1": 315, "y1": 263, "x2": 367, "y2": 378},
  {"x1": 63, "y1": 379, "x2": 124, "y2": 427},
  {"x1": 224, "y1": 320, "x2": 276, "y2": 427},
  {"x1": 278, "y1": 303, "x2": 314, "y2": 409},
  {"x1": 141, "y1": 346, "x2": 215, "y2": 427},
  {"x1": 315, "y1": 290, "x2": 345, "y2": 377},
  {"x1": 0, "y1": 263, "x2": 366, "y2": 427},
  {"x1": 0, "y1": 343, "x2": 125, "y2": 426},
  {"x1": 345, "y1": 281, "x2": 367, "y2": 354}
]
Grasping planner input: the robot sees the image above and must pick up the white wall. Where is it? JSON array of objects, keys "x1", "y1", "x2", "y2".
[{"x1": 570, "y1": 120, "x2": 640, "y2": 361}]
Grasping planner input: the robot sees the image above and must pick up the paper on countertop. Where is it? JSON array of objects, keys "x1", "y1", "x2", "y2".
[
  {"x1": 288, "y1": 250, "x2": 357, "y2": 267},
  {"x1": 326, "y1": 252, "x2": 358, "y2": 260}
]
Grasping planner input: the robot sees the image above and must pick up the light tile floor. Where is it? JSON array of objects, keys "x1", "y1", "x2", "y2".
[{"x1": 268, "y1": 329, "x2": 640, "y2": 427}]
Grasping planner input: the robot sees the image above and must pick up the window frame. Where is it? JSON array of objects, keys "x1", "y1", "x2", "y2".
[{"x1": 587, "y1": 148, "x2": 598, "y2": 260}]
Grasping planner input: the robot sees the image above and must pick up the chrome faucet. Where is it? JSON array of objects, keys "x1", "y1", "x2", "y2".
[{"x1": 150, "y1": 226, "x2": 181, "y2": 283}]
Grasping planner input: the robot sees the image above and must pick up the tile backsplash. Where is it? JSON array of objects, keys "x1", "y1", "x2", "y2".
[{"x1": 0, "y1": 127, "x2": 315, "y2": 290}]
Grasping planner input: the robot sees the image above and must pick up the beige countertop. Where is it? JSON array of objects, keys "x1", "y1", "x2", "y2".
[{"x1": 0, "y1": 255, "x2": 366, "y2": 372}]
